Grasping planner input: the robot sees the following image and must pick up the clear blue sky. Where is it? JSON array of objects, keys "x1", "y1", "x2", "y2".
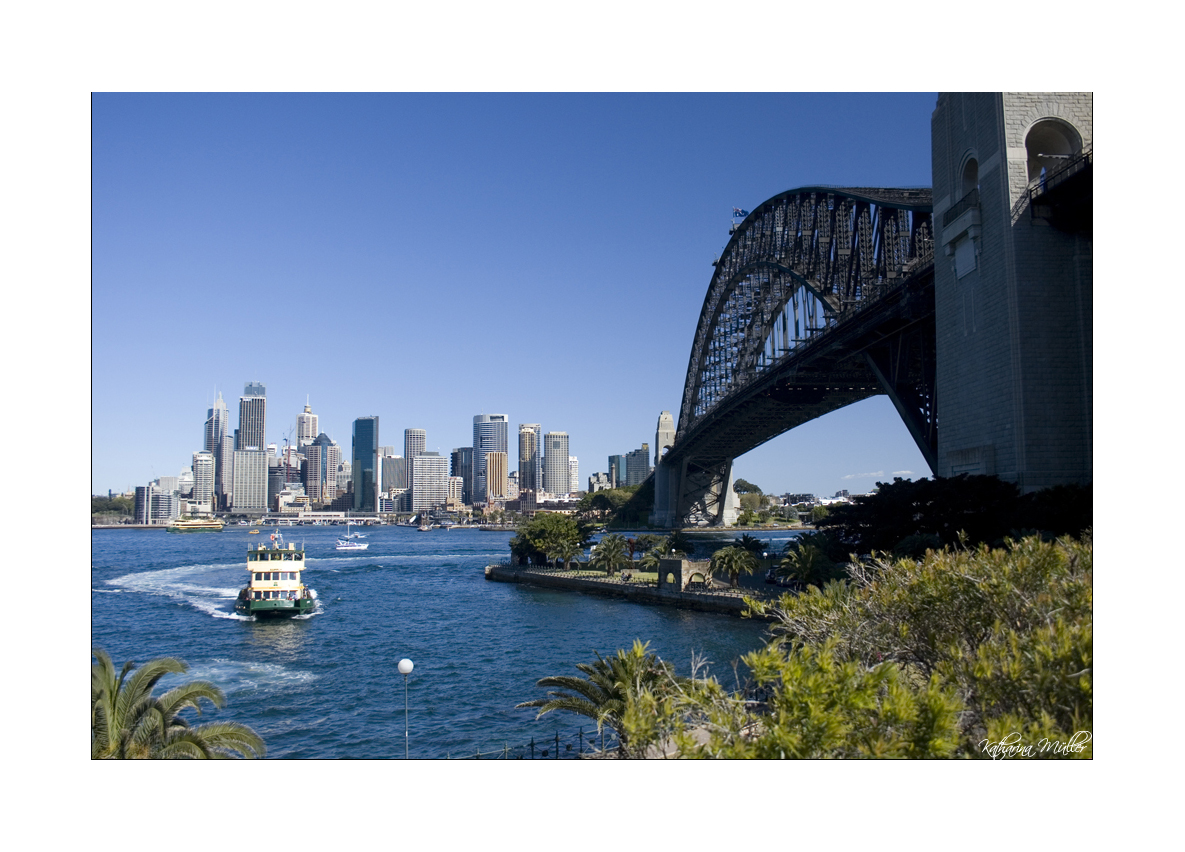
[{"x1": 92, "y1": 92, "x2": 937, "y2": 497}]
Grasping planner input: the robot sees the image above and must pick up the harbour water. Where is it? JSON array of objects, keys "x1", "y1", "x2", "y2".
[{"x1": 90, "y1": 525, "x2": 779, "y2": 758}]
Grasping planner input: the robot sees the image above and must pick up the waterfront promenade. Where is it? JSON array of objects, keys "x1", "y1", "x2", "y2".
[{"x1": 485, "y1": 562, "x2": 779, "y2": 619}]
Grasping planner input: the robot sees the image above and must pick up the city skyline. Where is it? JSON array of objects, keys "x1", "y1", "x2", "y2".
[{"x1": 93, "y1": 93, "x2": 936, "y2": 498}]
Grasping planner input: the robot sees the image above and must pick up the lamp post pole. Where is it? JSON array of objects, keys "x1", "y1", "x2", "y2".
[{"x1": 398, "y1": 658, "x2": 414, "y2": 758}]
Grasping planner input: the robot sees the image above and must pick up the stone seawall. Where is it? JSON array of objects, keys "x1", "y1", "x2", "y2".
[{"x1": 484, "y1": 564, "x2": 773, "y2": 620}]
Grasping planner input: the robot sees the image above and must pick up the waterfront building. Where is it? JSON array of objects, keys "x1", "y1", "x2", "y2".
[
  {"x1": 608, "y1": 454, "x2": 626, "y2": 488},
  {"x1": 473, "y1": 414, "x2": 509, "y2": 503},
  {"x1": 447, "y1": 476, "x2": 465, "y2": 509},
  {"x1": 231, "y1": 448, "x2": 268, "y2": 512},
  {"x1": 412, "y1": 452, "x2": 449, "y2": 512},
  {"x1": 192, "y1": 451, "x2": 214, "y2": 505},
  {"x1": 655, "y1": 410, "x2": 675, "y2": 466},
  {"x1": 237, "y1": 382, "x2": 266, "y2": 451},
  {"x1": 303, "y1": 432, "x2": 340, "y2": 503},
  {"x1": 543, "y1": 431, "x2": 570, "y2": 496},
  {"x1": 569, "y1": 456, "x2": 579, "y2": 495},
  {"x1": 625, "y1": 444, "x2": 651, "y2": 487},
  {"x1": 217, "y1": 433, "x2": 235, "y2": 508},
  {"x1": 507, "y1": 470, "x2": 519, "y2": 500},
  {"x1": 296, "y1": 399, "x2": 319, "y2": 447},
  {"x1": 381, "y1": 455, "x2": 407, "y2": 493},
  {"x1": 177, "y1": 468, "x2": 194, "y2": 498},
  {"x1": 204, "y1": 392, "x2": 229, "y2": 497},
  {"x1": 450, "y1": 447, "x2": 473, "y2": 505},
  {"x1": 404, "y1": 428, "x2": 426, "y2": 490},
  {"x1": 134, "y1": 483, "x2": 157, "y2": 524},
  {"x1": 486, "y1": 451, "x2": 508, "y2": 500},
  {"x1": 353, "y1": 416, "x2": 379, "y2": 513},
  {"x1": 150, "y1": 490, "x2": 179, "y2": 522}
]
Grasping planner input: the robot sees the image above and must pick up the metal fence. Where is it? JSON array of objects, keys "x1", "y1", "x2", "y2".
[{"x1": 445, "y1": 726, "x2": 619, "y2": 759}]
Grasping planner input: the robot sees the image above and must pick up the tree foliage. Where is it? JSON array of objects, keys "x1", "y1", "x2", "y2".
[
  {"x1": 613, "y1": 532, "x2": 1091, "y2": 758},
  {"x1": 509, "y1": 512, "x2": 588, "y2": 565},
  {"x1": 816, "y1": 475, "x2": 1092, "y2": 555},
  {"x1": 92, "y1": 648, "x2": 265, "y2": 759},
  {"x1": 709, "y1": 545, "x2": 758, "y2": 588},
  {"x1": 589, "y1": 533, "x2": 630, "y2": 576},
  {"x1": 733, "y1": 478, "x2": 763, "y2": 495},
  {"x1": 516, "y1": 641, "x2": 678, "y2": 757}
]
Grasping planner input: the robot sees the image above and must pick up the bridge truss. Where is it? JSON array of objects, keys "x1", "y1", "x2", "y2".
[{"x1": 655, "y1": 187, "x2": 936, "y2": 527}]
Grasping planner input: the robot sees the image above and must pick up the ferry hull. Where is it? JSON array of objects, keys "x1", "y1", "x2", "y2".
[{"x1": 235, "y1": 597, "x2": 316, "y2": 618}]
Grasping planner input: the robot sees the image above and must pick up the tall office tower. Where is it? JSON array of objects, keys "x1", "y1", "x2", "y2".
[
  {"x1": 625, "y1": 443, "x2": 651, "y2": 486},
  {"x1": 518, "y1": 424, "x2": 540, "y2": 493},
  {"x1": 450, "y1": 447, "x2": 473, "y2": 504},
  {"x1": 404, "y1": 428, "x2": 426, "y2": 489},
  {"x1": 337, "y1": 461, "x2": 352, "y2": 496},
  {"x1": 486, "y1": 451, "x2": 508, "y2": 500},
  {"x1": 352, "y1": 416, "x2": 379, "y2": 513},
  {"x1": 412, "y1": 452, "x2": 449, "y2": 513},
  {"x1": 231, "y1": 448, "x2": 268, "y2": 511},
  {"x1": 217, "y1": 433, "x2": 235, "y2": 508},
  {"x1": 382, "y1": 456, "x2": 407, "y2": 493},
  {"x1": 237, "y1": 382, "x2": 266, "y2": 450},
  {"x1": 654, "y1": 411, "x2": 675, "y2": 466},
  {"x1": 447, "y1": 476, "x2": 465, "y2": 507},
  {"x1": 507, "y1": 470, "x2": 519, "y2": 500},
  {"x1": 296, "y1": 399, "x2": 319, "y2": 447},
  {"x1": 543, "y1": 431, "x2": 570, "y2": 496},
  {"x1": 192, "y1": 452, "x2": 214, "y2": 505},
  {"x1": 134, "y1": 483, "x2": 157, "y2": 524},
  {"x1": 472, "y1": 414, "x2": 508, "y2": 503},
  {"x1": 569, "y1": 456, "x2": 579, "y2": 495},
  {"x1": 609, "y1": 455, "x2": 626, "y2": 489},
  {"x1": 303, "y1": 432, "x2": 340, "y2": 502}
]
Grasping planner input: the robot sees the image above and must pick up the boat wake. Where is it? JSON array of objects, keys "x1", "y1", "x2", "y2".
[
  {"x1": 165, "y1": 657, "x2": 318, "y2": 696},
  {"x1": 108, "y1": 564, "x2": 247, "y2": 620}
]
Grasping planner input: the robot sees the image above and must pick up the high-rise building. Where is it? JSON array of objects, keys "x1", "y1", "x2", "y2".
[
  {"x1": 353, "y1": 416, "x2": 379, "y2": 513},
  {"x1": 297, "y1": 399, "x2": 319, "y2": 447},
  {"x1": 303, "y1": 432, "x2": 340, "y2": 503},
  {"x1": 204, "y1": 393, "x2": 229, "y2": 505},
  {"x1": 412, "y1": 452, "x2": 449, "y2": 513},
  {"x1": 569, "y1": 456, "x2": 579, "y2": 495},
  {"x1": 655, "y1": 411, "x2": 675, "y2": 466},
  {"x1": 518, "y1": 424, "x2": 541, "y2": 493},
  {"x1": 192, "y1": 451, "x2": 215, "y2": 505},
  {"x1": 472, "y1": 414, "x2": 508, "y2": 503},
  {"x1": 231, "y1": 449, "x2": 268, "y2": 512},
  {"x1": 404, "y1": 428, "x2": 426, "y2": 490},
  {"x1": 450, "y1": 447, "x2": 473, "y2": 505},
  {"x1": 543, "y1": 431, "x2": 570, "y2": 496},
  {"x1": 217, "y1": 433, "x2": 235, "y2": 508},
  {"x1": 625, "y1": 443, "x2": 651, "y2": 486},
  {"x1": 337, "y1": 461, "x2": 352, "y2": 496},
  {"x1": 237, "y1": 382, "x2": 266, "y2": 451},
  {"x1": 486, "y1": 451, "x2": 508, "y2": 500},
  {"x1": 381, "y1": 455, "x2": 407, "y2": 493},
  {"x1": 609, "y1": 454, "x2": 626, "y2": 489},
  {"x1": 134, "y1": 483, "x2": 157, "y2": 524}
]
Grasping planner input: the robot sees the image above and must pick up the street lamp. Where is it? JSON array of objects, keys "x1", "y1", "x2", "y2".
[{"x1": 398, "y1": 658, "x2": 414, "y2": 758}]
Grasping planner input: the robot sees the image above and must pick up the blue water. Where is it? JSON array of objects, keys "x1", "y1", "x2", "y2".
[{"x1": 91, "y1": 526, "x2": 776, "y2": 758}]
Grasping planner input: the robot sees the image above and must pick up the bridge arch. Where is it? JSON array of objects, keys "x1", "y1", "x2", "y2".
[{"x1": 653, "y1": 186, "x2": 935, "y2": 528}]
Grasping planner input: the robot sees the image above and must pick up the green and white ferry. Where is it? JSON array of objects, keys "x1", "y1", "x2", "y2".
[{"x1": 234, "y1": 531, "x2": 317, "y2": 618}]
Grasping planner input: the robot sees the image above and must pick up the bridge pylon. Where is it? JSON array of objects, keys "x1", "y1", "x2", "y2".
[{"x1": 652, "y1": 456, "x2": 739, "y2": 529}]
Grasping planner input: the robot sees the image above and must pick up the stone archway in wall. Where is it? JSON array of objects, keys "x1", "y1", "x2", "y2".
[{"x1": 656, "y1": 558, "x2": 714, "y2": 592}]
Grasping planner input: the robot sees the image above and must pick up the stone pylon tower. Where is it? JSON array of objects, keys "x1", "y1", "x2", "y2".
[{"x1": 931, "y1": 93, "x2": 1092, "y2": 492}]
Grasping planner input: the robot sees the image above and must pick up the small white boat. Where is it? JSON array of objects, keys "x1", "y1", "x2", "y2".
[{"x1": 335, "y1": 521, "x2": 369, "y2": 550}]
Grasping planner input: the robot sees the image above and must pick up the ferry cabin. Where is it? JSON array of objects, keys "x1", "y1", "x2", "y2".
[{"x1": 247, "y1": 541, "x2": 305, "y2": 604}]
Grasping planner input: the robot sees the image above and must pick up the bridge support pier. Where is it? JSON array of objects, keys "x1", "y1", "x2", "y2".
[{"x1": 651, "y1": 458, "x2": 740, "y2": 529}]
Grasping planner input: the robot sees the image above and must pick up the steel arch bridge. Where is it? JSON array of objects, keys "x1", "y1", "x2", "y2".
[{"x1": 652, "y1": 186, "x2": 937, "y2": 527}]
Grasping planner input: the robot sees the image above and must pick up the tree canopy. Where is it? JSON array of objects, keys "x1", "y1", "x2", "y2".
[
  {"x1": 509, "y1": 513, "x2": 591, "y2": 565},
  {"x1": 733, "y1": 478, "x2": 763, "y2": 494}
]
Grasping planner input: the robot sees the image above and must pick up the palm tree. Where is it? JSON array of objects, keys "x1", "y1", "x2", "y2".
[
  {"x1": 778, "y1": 542, "x2": 838, "y2": 588},
  {"x1": 710, "y1": 545, "x2": 758, "y2": 589},
  {"x1": 547, "y1": 538, "x2": 582, "y2": 571},
  {"x1": 590, "y1": 533, "x2": 630, "y2": 576},
  {"x1": 516, "y1": 641, "x2": 675, "y2": 757},
  {"x1": 92, "y1": 648, "x2": 265, "y2": 759},
  {"x1": 736, "y1": 533, "x2": 765, "y2": 555},
  {"x1": 666, "y1": 530, "x2": 695, "y2": 557}
]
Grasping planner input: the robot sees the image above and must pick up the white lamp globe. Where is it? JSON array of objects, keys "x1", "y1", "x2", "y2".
[{"x1": 398, "y1": 658, "x2": 414, "y2": 675}]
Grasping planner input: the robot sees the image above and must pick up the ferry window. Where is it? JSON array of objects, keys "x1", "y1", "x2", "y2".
[
  {"x1": 248, "y1": 553, "x2": 257, "y2": 562},
  {"x1": 254, "y1": 572, "x2": 262, "y2": 581},
  {"x1": 294, "y1": 554, "x2": 303, "y2": 561},
  {"x1": 253, "y1": 591, "x2": 261, "y2": 600}
]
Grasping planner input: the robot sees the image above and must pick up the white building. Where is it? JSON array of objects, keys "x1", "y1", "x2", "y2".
[
  {"x1": 569, "y1": 456, "x2": 579, "y2": 495},
  {"x1": 192, "y1": 451, "x2": 215, "y2": 505},
  {"x1": 232, "y1": 449, "x2": 268, "y2": 511},
  {"x1": 543, "y1": 431, "x2": 570, "y2": 496},
  {"x1": 296, "y1": 400, "x2": 319, "y2": 447},
  {"x1": 412, "y1": 452, "x2": 449, "y2": 512}
]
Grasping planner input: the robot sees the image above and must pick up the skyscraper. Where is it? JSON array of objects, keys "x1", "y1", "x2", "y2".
[
  {"x1": 205, "y1": 392, "x2": 229, "y2": 506},
  {"x1": 404, "y1": 428, "x2": 426, "y2": 490},
  {"x1": 626, "y1": 443, "x2": 651, "y2": 486},
  {"x1": 609, "y1": 454, "x2": 626, "y2": 489},
  {"x1": 303, "y1": 432, "x2": 340, "y2": 503},
  {"x1": 472, "y1": 414, "x2": 508, "y2": 503},
  {"x1": 237, "y1": 382, "x2": 266, "y2": 451},
  {"x1": 486, "y1": 451, "x2": 508, "y2": 500},
  {"x1": 518, "y1": 423, "x2": 541, "y2": 493},
  {"x1": 296, "y1": 399, "x2": 319, "y2": 447},
  {"x1": 569, "y1": 456, "x2": 579, "y2": 495},
  {"x1": 353, "y1": 416, "x2": 379, "y2": 513},
  {"x1": 412, "y1": 452, "x2": 449, "y2": 513},
  {"x1": 231, "y1": 449, "x2": 268, "y2": 512},
  {"x1": 192, "y1": 451, "x2": 214, "y2": 506},
  {"x1": 450, "y1": 446, "x2": 473, "y2": 504},
  {"x1": 543, "y1": 431, "x2": 570, "y2": 496}
]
